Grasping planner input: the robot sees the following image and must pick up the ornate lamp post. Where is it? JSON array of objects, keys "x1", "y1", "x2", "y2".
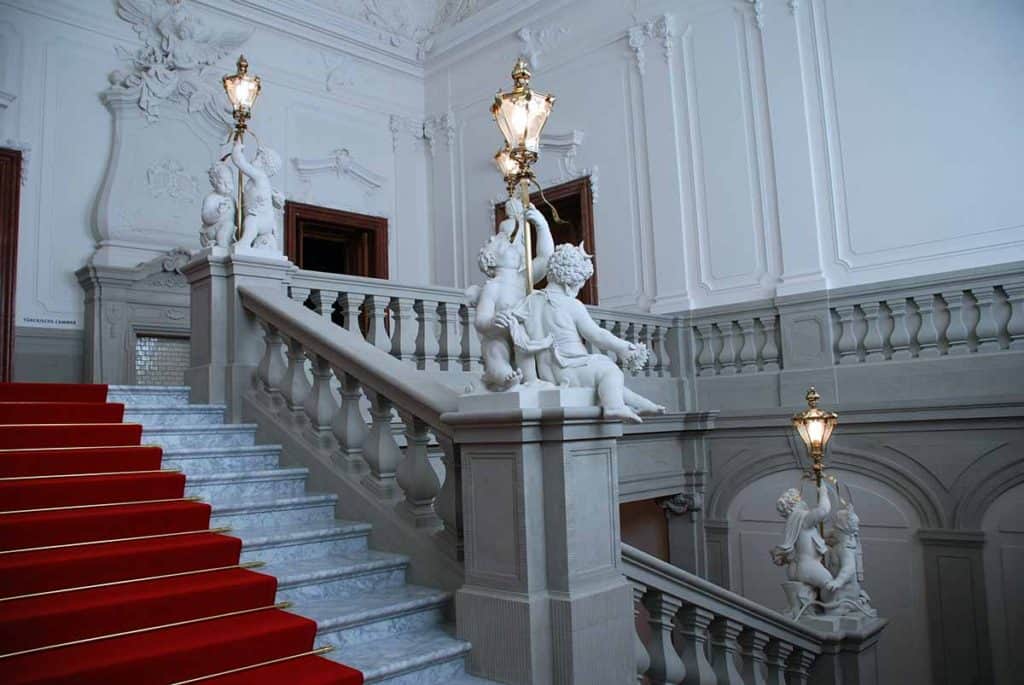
[
  {"x1": 792, "y1": 387, "x2": 838, "y2": 487},
  {"x1": 492, "y1": 57, "x2": 555, "y2": 294},
  {"x1": 222, "y1": 55, "x2": 262, "y2": 239}
]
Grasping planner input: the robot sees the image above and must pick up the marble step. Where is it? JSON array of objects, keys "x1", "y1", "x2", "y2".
[
  {"x1": 210, "y1": 493, "x2": 338, "y2": 528},
  {"x1": 143, "y1": 424, "x2": 258, "y2": 449},
  {"x1": 237, "y1": 520, "x2": 371, "y2": 564},
  {"x1": 124, "y1": 405, "x2": 226, "y2": 426},
  {"x1": 184, "y1": 467, "x2": 309, "y2": 502},
  {"x1": 107, "y1": 385, "x2": 191, "y2": 407},
  {"x1": 161, "y1": 445, "x2": 282, "y2": 475},
  {"x1": 299, "y1": 585, "x2": 450, "y2": 650},
  {"x1": 446, "y1": 677, "x2": 502, "y2": 684},
  {"x1": 269, "y1": 550, "x2": 409, "y2": 603},
  {"x1": 329, "y1": 626, "x2": 472, "y2": 684}
]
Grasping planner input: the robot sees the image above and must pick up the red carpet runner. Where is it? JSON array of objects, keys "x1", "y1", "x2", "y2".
[{"x1": 0, "y1": 382, "x2": 362, "y2": 685}]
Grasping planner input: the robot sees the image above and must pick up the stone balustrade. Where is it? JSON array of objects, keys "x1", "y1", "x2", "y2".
[
  {"x1": 690, "y1": 305, "x2": 781, "y2": 377},
  {"x1": 624, "y1": 543, "x2": 824, "y2": 685},
  {"x1": 239, "y1": 283, "x2": 466, "y2": 560},
  {"x1": 288, "y1": 269, "x2": 679, "y2": 378}
]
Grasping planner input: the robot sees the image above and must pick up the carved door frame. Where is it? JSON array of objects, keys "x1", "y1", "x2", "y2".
[{"x1": 0, "y1": 148, "x2": 22, "y2": 382}]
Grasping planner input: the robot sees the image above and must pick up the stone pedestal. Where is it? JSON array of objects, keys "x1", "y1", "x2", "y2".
[
  {"x1": 182, "y1": 248, "x2": 292, "y2": 422},
  {"x1": 447, "y1": 389, "x2": 634, "y2": 685},
  {"x1": 803, "y1": 615, "x2": 888, "y2": 685}
]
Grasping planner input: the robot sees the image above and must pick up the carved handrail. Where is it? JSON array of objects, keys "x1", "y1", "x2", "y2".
[
  {"x1": 623, "y1": 542, "x2": 824, "y2": 682},
  {"x1": 239, "y1": 284, "x2": 458, "y2": 433}
]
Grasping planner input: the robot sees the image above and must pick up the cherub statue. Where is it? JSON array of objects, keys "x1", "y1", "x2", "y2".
[
  {"x1": 199, "y1": 161, "x2": 236, "y2": 248},
  {"x1": 231, "y1": 140, "x2": 284, "y2": 253},
  {"x1": 503, "y1": 242, "x2": 666, "y2": 423},
  {"x1": 467, "y1": 196, "x2": 553, "y2": 390},
  {"x1": 771, "y1": 484, "x2": 833, "y2": 617},
  {"x1": 822, "y1": 503, "x2": 877, "y2": 617}
]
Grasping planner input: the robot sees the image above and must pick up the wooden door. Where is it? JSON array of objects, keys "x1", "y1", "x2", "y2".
[{"x1": 0, "y1": 148, "x2": 22, "y2": 382}]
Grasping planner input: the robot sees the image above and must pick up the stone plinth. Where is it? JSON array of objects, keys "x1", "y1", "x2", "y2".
[
  {"x1": 804, "y1": 615, "x2": 888, "y2": 685},
  {"x1": 446, "y1": 389, "x2": 634, "y2": 685}
]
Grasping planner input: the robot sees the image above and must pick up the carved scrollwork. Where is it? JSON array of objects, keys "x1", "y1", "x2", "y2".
[{"x1": 658, "y1": 492, "x2": 703, "y2": 517}]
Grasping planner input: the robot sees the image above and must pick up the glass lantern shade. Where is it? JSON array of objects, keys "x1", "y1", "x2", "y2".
[
  {"x1": 494, "y1": 145, "x2": 521, "y2": 179},
  {"x1": 223, "y1": 55, "x2": 261, "y2": 119},
  {"x1": 792, "y1": 387, "x2": 837, "y2": 456},
  {"x1": 492, "y1": 91, "x2": 555, "y2": 154}
]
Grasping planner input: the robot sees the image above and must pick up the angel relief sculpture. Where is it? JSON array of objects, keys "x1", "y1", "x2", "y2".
[
  {"x1": 466, "y1": 205, "x2": 665, "y2": 423},
  {"x1": 109, "y1": 0, "x2": 251, "y2": 121},
  {"x1": 771, "y1": 481, "x2": 877, "y2": 620}
]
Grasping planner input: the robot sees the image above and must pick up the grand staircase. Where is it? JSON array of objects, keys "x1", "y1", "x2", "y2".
[{"x1": 0, "y1": 382, "x2": 493, "y2": 684}]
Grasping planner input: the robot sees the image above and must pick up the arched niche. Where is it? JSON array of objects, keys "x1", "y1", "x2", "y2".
[
  {"x1": 724, "y1": 468, "x2": 932, "y2": 685},
  {"x1": 981, "y1": 481, "x2": 1024, "y2": 685}
]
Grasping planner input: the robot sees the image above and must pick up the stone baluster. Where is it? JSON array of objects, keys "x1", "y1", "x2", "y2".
[
  {"x1": 640, "y1": 324, "x2": 656, "y2": 376},
  {"x1": 653, "y1": 324, "x2": 671, "y2": 376},
  {"x1": 676, "y1": 605, "x2": 716, "y2": 685},
  {"x1": 389, "y1": 296, "x2": 419, "y2": 364},
  {"x1": 887, "y1": 299, "x2": 913, "y2": 360},
  {"x1": 280, "y1": 337, "x2": 311, "y2": 417},
  {"x1": 942, "y1": 291, "x2": 971, "y2": 355},
  {"x1": 642, "y1": 590, "x2": 685, "y2": 685},
  {"x1": 694, "y1": 325, "x2": 714, "y2": 376},
  {"x1": 709, "y1": 616, "x2": 745, "y2": 685},
  {"x1": 833, "y1": 306, "x2": 859, "y2": 364},
  {"x1": 435, "y1": 434, "x2": 463, "y2": 560},
  {"x1": 338, "y1": 292, "x2": 365, "y2": 338},
  {"x1": 360, "y1": 391, "x2": 402, "y2": 499},
  {"x1": 310, "y1": 289, "x2": 339, "y2": 321},
  {"x1": 610, "y1": 320, "x2": 626, "y2": 364},
  {"x1": 914, "y1": 294, "x2": 942, "y2": 358},
  {"x1": 972, "y1": 288, "x2": 1001, "y2": 352},
  {"x1": 365, "y1": 294, "x2": 392, "y2": 354},
  {"x1": 860, "y1": 303, "x2": 885, "y2": 362},
  {"x1": 416, "y1": 299, "x2": 441, "y2": 371},
  {"x1": 718, "y1": 322, "x2": 739, "y2": 376},
  {"x1": 785, "y1": 647, "x2": 816, "y2": 685},
  {"x1": 738, "y1": 628, "x2": 769, "y2": 685},
  {"x1": 763, "y1": 639, "x2": 794, "y2": 685},
  {"x1": 395, "y1": 413, "x2": 442, "y2": 529},
  {"x1": 289, "y1": 285, "x2": 312, "y2": 309},
  {"x1": 993, "y1": 286, "x2": 1012, "y2": 350},
  {"x1": 708, "y1": 323, "x2": 725, "y2": 375},
  {"x1": 461, "y1": 303, "x2": 483, "y2": 371},
  {"x1": 1004, "y1": 284, "x2": 1024, "y2": 349},
  {"x1": 436, "y1": 301, "x2": 462, "y2": 370},
  {"x1": 303, "y1": 353, "x2": 337, "y2": 449},
  {"x1": 761, "y1": 316, "x2": 780, "y2": 371},
  {"x1": 257, "y1": 322, "x2": 287, "y2": 394},
  {"x1": 630, "y1": 581, "x2": 652, "y2": 683},
  {"x1": 736, "y1": 319, "x2": 758, "y2": 373},
  {"x1": 330, "y1": 369, "x2": 368, "y2": 474}
]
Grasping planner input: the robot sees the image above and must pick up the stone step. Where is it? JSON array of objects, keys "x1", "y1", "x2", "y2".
[
  {"x1": 161, "y1": 445, "x2": 282, "y2": 475},
  {"x1": 269, "y1": 550, "x2": 409, "y2": 603},
  {"x1": 330, "y1": 626, "x2": 472, "y2": 684},
  {"x1": 124, "y1": 405, "x2": 226, "y2": 427},
  {"x1": 299, "y1": 585, "x2": 450, "y2": 650},
  {"x1": 185, "y1": 467, "x2": 309, "y2": 502},
  {"x1": 107, "y1": 385, "x2": 191, "y2": 406},
  {"x1": 237, "y1": 520, "x2": 371, "y2": 564},
  {"x1": 142, "y1": 424, "x2": 258, "y2": 450},
  {"x1": 210, "y1": 493, "x2": 338, "y2": 529}
]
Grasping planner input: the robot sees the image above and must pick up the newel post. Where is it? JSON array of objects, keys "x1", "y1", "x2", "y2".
[
  {"x1": 182, "y1": 247, "x2": 293, "y2": 422},
  {"x1": 447, "y1": 388, "x2": 635, "y2": 685}
]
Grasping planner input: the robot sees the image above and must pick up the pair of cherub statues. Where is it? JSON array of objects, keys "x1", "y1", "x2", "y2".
[
  {"x1": 200, "y1": 140, "x2": 284, "y2": 253},
  {"x1": 468, "y1": 197, "x2": 665, "y2": 423},
  {"x1": 771, "y1": 481, "x2": 877, "y2": 620}
]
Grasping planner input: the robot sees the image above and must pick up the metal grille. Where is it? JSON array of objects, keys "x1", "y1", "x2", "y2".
[{"x1": 134, "y1": 335, "x2": 190, "y2": 386}]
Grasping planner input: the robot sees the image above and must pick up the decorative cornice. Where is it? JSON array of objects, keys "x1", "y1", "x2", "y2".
[
  {"x1": 291, "y1": 148, "x2": 386, "y2": 198},
  {"x1": 516, "y1": 24, "x2": 569, "y2": 68}
]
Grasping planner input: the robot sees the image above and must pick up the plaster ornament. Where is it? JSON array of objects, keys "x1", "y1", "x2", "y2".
[
  {"x1": 111, "y1": 0, "x2": 251, "y2": 122},
  {"x1": 772, "y1": 484, "x2": 878, "y2": 619},
  {"x1": 199, "y1": 161, "x2": 236, "y2": 248},
  {"x1": 503, "y1": 243, "x2": 666, "y2": 423},
  {"x1": 231, "y1": 141, "x2": 285, "y2": 254},
  {"x1": 466, "y1": 197, "x2": 553, "y2": 390}
]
